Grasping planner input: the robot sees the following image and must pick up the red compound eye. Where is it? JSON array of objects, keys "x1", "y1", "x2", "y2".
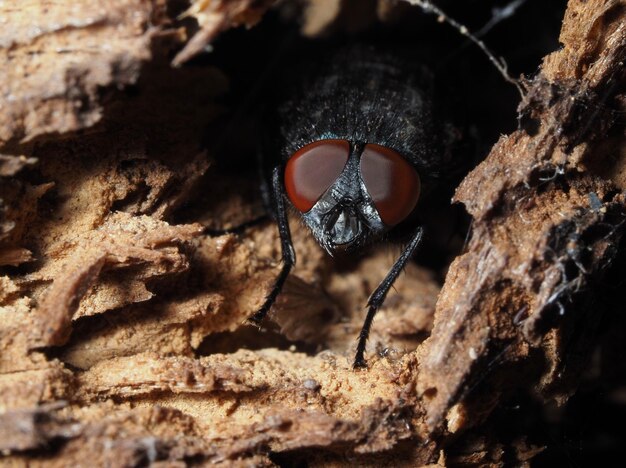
[
  {"x1": 360, "y1": 143, "x2": 421, "y2": 226},
  {"x1": 284, "y1": 139, "x2": 350, "y2": 212}
]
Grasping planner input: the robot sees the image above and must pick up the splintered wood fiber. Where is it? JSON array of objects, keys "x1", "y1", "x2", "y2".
[{"x1": 0, "y1": 0, "x2": 624, "y2": 466}]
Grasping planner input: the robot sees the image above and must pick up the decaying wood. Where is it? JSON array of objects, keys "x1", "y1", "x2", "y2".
[
  {"x1": 418, "y1": 0, "x2": 626, "y2": 430},
  {"x1": 0, "y1": 0, "x2": 624, "y2": 466},
  {"x1": 172, "y1": 0, "x2": 277, "y2": 66}
]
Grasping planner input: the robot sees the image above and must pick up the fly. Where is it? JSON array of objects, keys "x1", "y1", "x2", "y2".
[{"x1": 248, "y1": 45, "x2": 453, "y2": 369}]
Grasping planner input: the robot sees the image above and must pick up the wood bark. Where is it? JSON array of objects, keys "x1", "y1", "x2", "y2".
[{"x1": 0, "y1": 0, "x2": 624, "y2": 466}]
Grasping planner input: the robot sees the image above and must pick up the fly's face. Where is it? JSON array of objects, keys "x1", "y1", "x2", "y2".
[{"x1": 284, "y1": 139, "x2": 421, "y2": 254}]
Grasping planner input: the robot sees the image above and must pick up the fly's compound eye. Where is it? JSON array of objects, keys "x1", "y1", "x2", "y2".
[
  {"x1": 360, "y1": 143, "x2": 421, "y2": 226},
  {"x1": 284, "y1": 139, "x2": 350, "y2": 212}
]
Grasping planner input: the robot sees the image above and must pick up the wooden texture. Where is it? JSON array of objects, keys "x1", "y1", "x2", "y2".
[{"x1": 0, "y1": 0, "x2": 624, "y2": 465}]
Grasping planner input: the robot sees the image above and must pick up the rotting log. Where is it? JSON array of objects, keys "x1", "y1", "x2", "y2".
[{"x1": 0, "y1": 0, "x2": 624, "y2": 466}]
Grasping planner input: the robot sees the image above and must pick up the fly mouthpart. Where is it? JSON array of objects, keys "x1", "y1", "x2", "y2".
[{"x1": 325, "y1": 205, "x2": 362, "y2": 247}]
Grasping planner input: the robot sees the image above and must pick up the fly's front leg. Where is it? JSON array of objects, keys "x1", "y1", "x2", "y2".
[
  {"x1": 353, "y1": 226, "x2": 424, "y2": 369},
  {"x1": 248, "y1": 166, "x2": 296, "y2": 325}
]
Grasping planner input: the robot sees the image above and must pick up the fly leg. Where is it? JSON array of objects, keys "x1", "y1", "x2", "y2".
[
  {"x1": 248, "y1": 166, "x2": 296, "y2": 325},
  {"x1": 353, "y1": 226, "x2": 424, "y2": 369}
]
